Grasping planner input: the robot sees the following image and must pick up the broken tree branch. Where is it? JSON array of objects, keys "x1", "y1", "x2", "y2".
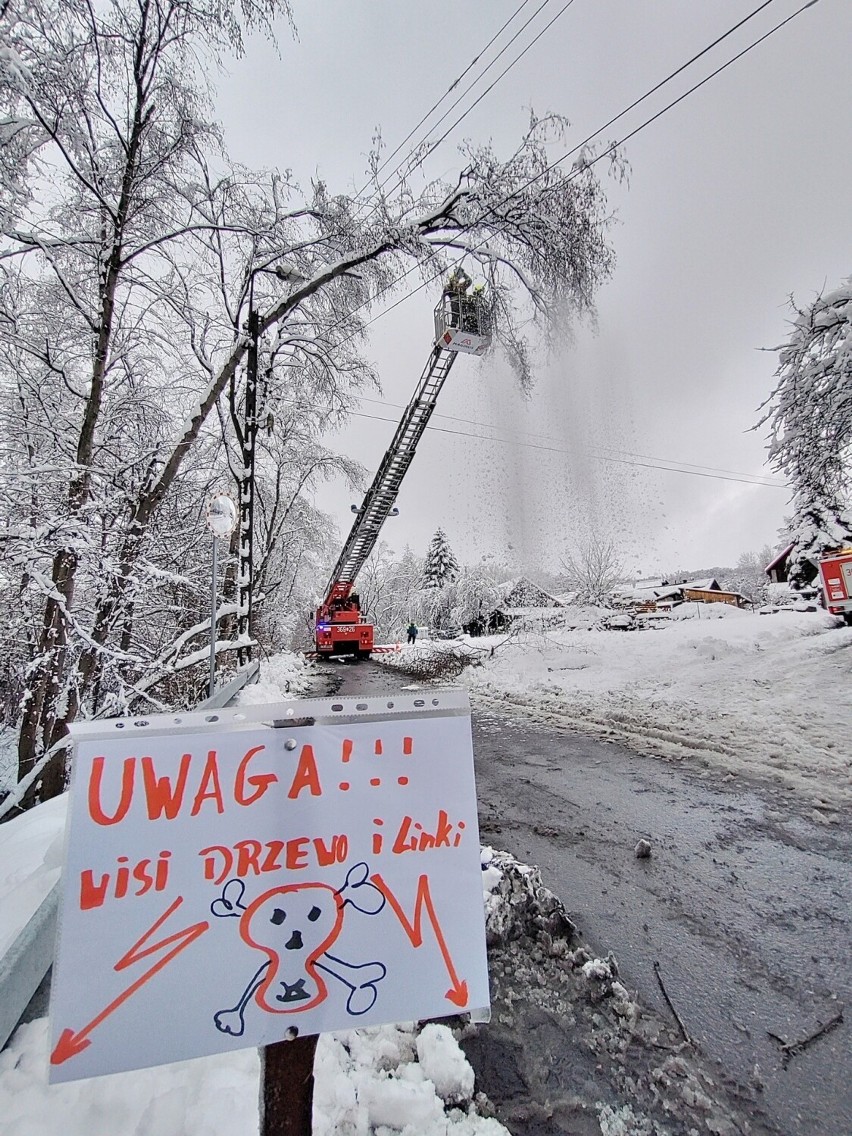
[
  {"x1": 653, "y1": 960, "x2": 694, "y2": 1048},
  {"x1": 767, "y1": 1007, "x2": 844, "y2": 1068}
]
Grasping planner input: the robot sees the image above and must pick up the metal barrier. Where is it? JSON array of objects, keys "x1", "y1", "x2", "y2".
[{"x1": 0, "y1": 660, "x2": 260, "y2": 1051}]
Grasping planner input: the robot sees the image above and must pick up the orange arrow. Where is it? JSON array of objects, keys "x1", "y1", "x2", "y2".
[
  {"x1": 51, "y1": 896, "x2": 209, "y2": 1066},
  {"x1": 371, "y1": 872, "x2": 469, "y2": 1008}
]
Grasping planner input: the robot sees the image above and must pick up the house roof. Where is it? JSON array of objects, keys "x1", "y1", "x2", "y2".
[
  {"x1": 764, "y1": 544, "x2": 794, "y2": 574},
  {"x1": 681, "y1": 578, "x2": 721, "y2": 591},
  {"x1": 495, "y1": 576, "x2": 562, "y2": 608},
  {"x1": 553, "y1": 590, "x2": 579, "y2": 605},
  {"x1": 653, "y1": 586, "x2": 685, "y2": 601},
  {"x1": 495, "y1": 606, "x2": 565, "y2": 619}
]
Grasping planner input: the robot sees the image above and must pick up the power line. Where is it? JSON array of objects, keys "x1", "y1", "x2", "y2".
[
  {"x1": 294, "y1": 0, "x2": 805, "y2": 354},
  {"x1": 355, "y1": 0, "x2": 541, "y2": 200},
  {"x1": 342, "y1": 407, "x2": 787, "y2": 489},
  {"x1": 373, "y1": 0, "x2": 577, "y2": 204},
  {"x1": 350, "y1": 0, "x2": 808, "y2": 342},
  {"x1": 351, "y1": 393, "x2": 785, "y2": 484}
]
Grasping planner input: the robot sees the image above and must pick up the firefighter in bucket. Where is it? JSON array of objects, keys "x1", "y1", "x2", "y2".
[{"x1": 444, "y1": 267, "x2": 472, "y2": 329}]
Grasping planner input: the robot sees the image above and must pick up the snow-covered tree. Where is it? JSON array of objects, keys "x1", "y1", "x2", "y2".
[
  {"x1": 358, "y1": 544, "x2": 425, "y2": 641},
  {"x1": 423, "y1": 529, "x2": 459, "y2": 590},
  {"x1": 443, "y1": 567, "x2": 500, "y2": 631},
  {"x1": 758, "y1": 280, "x2": 852, "y2": 587},
  {"x1": 719, "y1": 546, "x2": 775, "y2": 606},
  {"x1": 560, "y1": 534, "x2": 623, "y2": 606},
  {"x1": 0, "y1": 2, "x2": 621, "y2": 802}
]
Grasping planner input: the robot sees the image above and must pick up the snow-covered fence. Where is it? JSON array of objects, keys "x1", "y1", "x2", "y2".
[{"x1": 0, "y1": 661, "x2": 260, "y2": 1051}]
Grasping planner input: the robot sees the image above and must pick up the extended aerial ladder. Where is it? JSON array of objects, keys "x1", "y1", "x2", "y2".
[{"x1": 315, "y1": 289, "x2": 492, "y2": 657}]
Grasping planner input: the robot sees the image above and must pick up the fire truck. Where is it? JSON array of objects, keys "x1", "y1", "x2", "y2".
[
  {"x1": 314, "y1": 288, "x2": 492, "y2": 657},
  {"x1": 818, "y1": 548, "x2": 852, "y2": 622}
]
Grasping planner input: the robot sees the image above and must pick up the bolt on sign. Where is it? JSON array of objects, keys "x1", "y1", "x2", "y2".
[{"x1": 49, "y1": 691, "x2": 489, "y2": 1082}]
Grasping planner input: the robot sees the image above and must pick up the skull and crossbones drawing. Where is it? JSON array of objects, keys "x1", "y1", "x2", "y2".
[{"x1": 210, "y1": 862, "x2": 387, "y2": 1037}]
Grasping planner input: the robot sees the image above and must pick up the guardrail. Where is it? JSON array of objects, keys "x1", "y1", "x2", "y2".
[{"x1": 0, "y1": 660, "x2": 260, "y2": 1051}]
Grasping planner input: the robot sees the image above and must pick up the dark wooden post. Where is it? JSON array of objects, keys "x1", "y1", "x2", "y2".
[
  {"x1": 260, "y1": 1034, "x2": 319, "y2": 1136},
  {"x1": 238, "y1": 304, "x2": 260, "y2": 667}
]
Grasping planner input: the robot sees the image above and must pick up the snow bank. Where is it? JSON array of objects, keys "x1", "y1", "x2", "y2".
[
  {"x1": 236, "y1": 650, "x2": 320, "y2": 704},
  {"x1": 0, "y1": 792, "x2": 66, "y2": 956},
  {"x1": 463, "y1": 610, "x2": 852, "y2": 807},
  {"x1": 314, "y1": 1022, "x2": 505, "y2": 1136},
  {"x1": 0, "y1": 1017, "x2": 507, "y2": 1136}
]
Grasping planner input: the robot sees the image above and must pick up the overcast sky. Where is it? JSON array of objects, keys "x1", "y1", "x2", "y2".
[{"x1": 218, "y1": 0, "x2": 851, "y2": 578}]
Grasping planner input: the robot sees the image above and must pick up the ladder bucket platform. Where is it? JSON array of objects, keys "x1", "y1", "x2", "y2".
[{"x1": 434, "y1": 294, "x2": 492, "y2": 356}]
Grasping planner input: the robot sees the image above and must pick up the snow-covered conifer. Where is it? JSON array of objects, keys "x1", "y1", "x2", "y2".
[
  {"x1": 423, "y1": 530, "x2": 460, "y2": 589},
  {"x1": 758, "y1": 280, "x2": 852, "y2": 587}
]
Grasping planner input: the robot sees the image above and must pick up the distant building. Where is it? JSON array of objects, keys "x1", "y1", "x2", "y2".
[
  {"x1": 765, "y1": 545, "x2": 793, "y2": 583},
  {"x1": 611, "y1": 577, "x2": 752, "y2": 612},
  {"x1": 465, "y1": 576, "x2": 563, "y2": 635}
]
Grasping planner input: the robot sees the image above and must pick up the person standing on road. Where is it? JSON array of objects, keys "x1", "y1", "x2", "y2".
[{"x1": 406, "y1": 622, "x2": 418, "y2": 646}]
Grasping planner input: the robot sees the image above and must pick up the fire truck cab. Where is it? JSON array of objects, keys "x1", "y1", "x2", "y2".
[{"x1": 818, "y1": 548, "x2": 852, "y2": 623}]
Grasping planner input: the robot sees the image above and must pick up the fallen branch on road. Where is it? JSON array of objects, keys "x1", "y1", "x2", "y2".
[
  {"x1": 653, "y1": 960, "x2": 694, "y2": 1047},
  {"x1": 767, "y1": 1007, "x2": 844, "y2": 1068}
]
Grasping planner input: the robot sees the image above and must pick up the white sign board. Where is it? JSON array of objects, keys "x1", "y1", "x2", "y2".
[{"x1": 49, "y1": 691, "x2": 488, "y2": 1082}]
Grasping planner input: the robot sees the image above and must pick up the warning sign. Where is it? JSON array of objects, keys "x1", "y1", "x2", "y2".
[{"x1": 49, "y1": 690, "x2": 488, "y2": 1081}]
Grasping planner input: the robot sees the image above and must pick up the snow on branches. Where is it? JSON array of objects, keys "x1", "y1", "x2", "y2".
[
  {"x1": 423, "y1": 528, "x2": 460, "y2": 590},
  {"x1": 0, "y1": 0, "x2": 621, "y2": 800},
  {"x1": 758, "y1": 280, "x2": 852, "y2": 586}
]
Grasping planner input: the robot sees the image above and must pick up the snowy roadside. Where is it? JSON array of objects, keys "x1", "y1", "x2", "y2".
[
  {"x1": 0, "y1": 648, "x2": 766, "y2": 1135},
  {"x1": 0, "y1": 804, "x2": 755, "y2": 1136},
  {"x1": 0, "y1": 780, "x2": 508, "y2": 1136},
  {"x1": 0, "y1": 651, "x2": 510, "y2": 1136},
  {"x1": 385, "y1": 609, "x2": 852, "y2": 811}
]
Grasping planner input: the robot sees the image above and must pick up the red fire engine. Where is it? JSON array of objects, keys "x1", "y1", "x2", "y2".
[
  {"x1": 818, "y1": 548, "x2": 852, "y2": 622},
  {"x1": 314, "y1": 289, "x2": 492, "y2": 657}
]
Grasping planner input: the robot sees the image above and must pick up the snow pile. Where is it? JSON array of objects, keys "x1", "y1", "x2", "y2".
[
  {"x1": 596, "y1": 1103, "x2": 657, "y2": 1136},
  {"x1": 236, "y1": 650, "x2": 319, "y2": 703},
  {"x1": 0, "y1": 792, "x2": 65, "y2": 955},
  {"x1": 0, "y1": 971, "x2": 506, "y2": 1136},
  {"x1": 0, "y1": 1019, "x2": 261, "y2": 1136},
  {"x1": 480, "y1": 846, "x2": 576, "y2": 949},
  {"x1": 315, "y1": 1023, "x2": 503, "y2": 1135},
  {"x1": 463, "y1": 610, "x2": 852, "y2": 806}
]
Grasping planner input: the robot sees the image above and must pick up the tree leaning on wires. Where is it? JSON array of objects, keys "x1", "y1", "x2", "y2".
[
  {"x1": 0, "y1": 0, "x2": 622, "y2": 804},
  {"x1": 758, "y1": 279, "x2": 852, "y2": 589}
]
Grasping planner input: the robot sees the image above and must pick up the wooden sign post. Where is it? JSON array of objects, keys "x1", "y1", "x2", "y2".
[{"x1": 261, "y1": 1034, "x2": 318, "y2": 1136}]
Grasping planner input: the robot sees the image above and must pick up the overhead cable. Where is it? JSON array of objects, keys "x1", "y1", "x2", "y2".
[
  {"x1": 344, "y1": 408, "x2": 788, "y2": 489},
  {"x1": 354, "y1": 0, "x2": 541, "y2": 200}
]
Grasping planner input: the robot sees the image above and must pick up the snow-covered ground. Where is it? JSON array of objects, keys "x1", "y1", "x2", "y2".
[
  {"x1": 392, "y1": 607, "x2": 852, "y2": 810},
  {"x1": 0, "y1": 785, "x2": 574, "y2": 1136},
  {"x1": 0, "y1": 652, "x2": 513, "y2": 1136}
]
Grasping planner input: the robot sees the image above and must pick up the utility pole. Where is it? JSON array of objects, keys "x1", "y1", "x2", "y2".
[
  {"x1": 235, "y1": 264, "x2": 304, "y2": 667},
  {"x1": 237, "y1": 305, "x2": 259, "y2": 666}
]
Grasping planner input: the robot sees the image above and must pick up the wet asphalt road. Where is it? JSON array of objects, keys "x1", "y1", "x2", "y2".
[{"x1": 329, "y1": 662, "x2": 852, "y2": 1136}]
